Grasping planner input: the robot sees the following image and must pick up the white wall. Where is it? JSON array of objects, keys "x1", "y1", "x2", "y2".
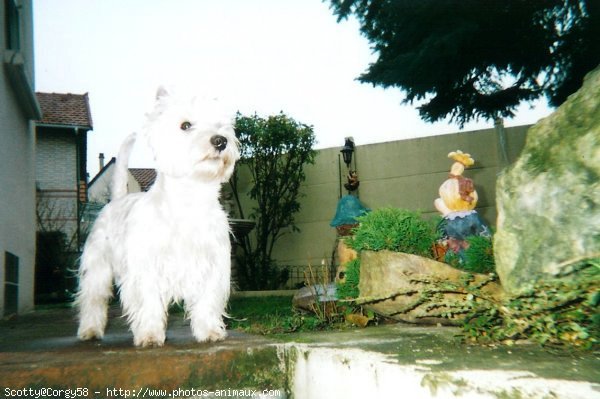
[{"x1": 0, "y1": 0, "x2": 37, "y2": 315}]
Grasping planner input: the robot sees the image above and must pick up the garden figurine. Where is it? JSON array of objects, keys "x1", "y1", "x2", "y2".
[{"x1": 434, "y1": 150, "x2": 490, "y2": 263}]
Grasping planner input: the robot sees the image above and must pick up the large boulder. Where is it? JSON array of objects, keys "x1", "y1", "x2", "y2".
[
  {"x1": 358, "y1": 250, "x2": 502, "y2": 326},
  {"x1": 495, "y1": 66, "x2": 600, "y2": 295}
]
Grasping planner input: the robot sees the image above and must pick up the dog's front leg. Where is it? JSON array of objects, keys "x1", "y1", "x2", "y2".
[
  {"x1": 186, "y1": 300, "x2": 228, "y2": 343},
  {"x1": 184, "y1": 268, "x2": 229, "y2": 343},
  {"x1": 119, "y1": 274, "x2": 169, "y2": 348}
]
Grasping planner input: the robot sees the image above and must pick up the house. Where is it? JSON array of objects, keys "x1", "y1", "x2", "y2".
[
  {"x1": 35, "y1": 92, "x2": 93, "y2": 246},
  {"x1": 1, "y1": 0, "x2": 41, "y2": 316},
  {"x1": 87, "y1": 155, "x2": 157, "y2": 205},
  {"x1": 34, "y1": 92, "x2": 93, "y2": 302}
]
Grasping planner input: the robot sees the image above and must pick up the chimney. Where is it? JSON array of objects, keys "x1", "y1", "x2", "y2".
[{"x1": 99, "y1": 153, "x2": 105, "y2": 170}]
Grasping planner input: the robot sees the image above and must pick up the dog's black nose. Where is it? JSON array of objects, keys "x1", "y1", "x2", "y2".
[{"x1": 210, "y1": 135, "x2": 228, "y2": 152}]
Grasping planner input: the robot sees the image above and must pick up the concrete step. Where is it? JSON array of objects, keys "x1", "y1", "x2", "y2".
[
  {"x1": 1, "y1": 307, "x2": 598, "y2": 399},
  {"x1": 0, "y1": 307, "x2": 286, "y2": 398}
]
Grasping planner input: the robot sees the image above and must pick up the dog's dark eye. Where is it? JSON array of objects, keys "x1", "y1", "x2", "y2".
[{"x1": 180, "y1": 121, "x2": 192, "y2": 131}]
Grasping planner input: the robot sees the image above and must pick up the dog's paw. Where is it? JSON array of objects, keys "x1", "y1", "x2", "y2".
[
  {"x1": 206, "y1": 329, "x2": 227, "y2": 342},
  {"x1": 195, "y1": 328, "x2": 227, "y2": 343},
  {"x1": 137, "y1": 338, "x2": 165, "y2": 348},
  {"x1": 77, "y1": 327, "x2": 104, "y2": 341},
  {"x1": 134, "y1": 332, "x2": 166, "y2": 348}
]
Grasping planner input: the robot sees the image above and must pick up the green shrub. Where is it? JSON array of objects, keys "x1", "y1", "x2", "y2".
[
  {"x1": 336, "y1": 258, "x2": 361, "y2": 299},
  {"x1": 348, "y1": 208, "x2": 437, "y2": 257},
  {"x1": 463, "y1": 261, "x2": 599, "y2": 348},
  {"x1": 463, "y1": 235, "x2": 495, "y2": 273},
  {"x1": 446, "y1": 235, "x2": 496, "y2": 274}
]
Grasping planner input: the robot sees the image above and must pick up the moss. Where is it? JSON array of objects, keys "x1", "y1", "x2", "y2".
[
  {"x1": 421, "y1": 372, "x2": 469, "y2": 396},
  {"x1": 336, "y1": 258, "x2": 360, "y2": 300},
  {"x1": 184, "y1": 346, "x2": 286, "y2": 390},
  {"x1": 523, "y1": 146, "x2": 552, "y2": 174}
]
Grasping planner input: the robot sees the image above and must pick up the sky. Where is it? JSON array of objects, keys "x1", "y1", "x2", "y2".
[{"x1": 34, "y1": 0, "x2": 554, "y2": 178}]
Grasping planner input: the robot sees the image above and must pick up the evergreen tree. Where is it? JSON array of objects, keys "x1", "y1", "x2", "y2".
[{"x1": 330, "y1": 0, "x2": 600, "y2": 126}]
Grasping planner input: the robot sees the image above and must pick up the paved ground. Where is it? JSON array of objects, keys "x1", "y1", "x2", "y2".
[
  {"x1": 0, "y1": 305, "x2": 242, "y2": 351},
  {"x1": 0, "y1": 306, "x2": 284, "y2": 397},
  {"x1": 1, "y1": 306, "x2": 598, "y2": 398}
]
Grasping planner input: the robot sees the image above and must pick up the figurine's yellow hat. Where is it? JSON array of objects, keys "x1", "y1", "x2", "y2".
[{"x1": 448, "y1": 150, "x2": 474, "y2": 167}]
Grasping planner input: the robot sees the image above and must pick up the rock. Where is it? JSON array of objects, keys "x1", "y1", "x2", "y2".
[
  {"x1": 358, "y1": 250, "x2": 502, "y2": 326},
  {"x1": 292, "y1": 283, "x2": 337, "y2": 313},
  {"x1": 335, "y1": 239, "x2": 358, "y2": 285},
  {"x1": 344, "y1": 313, "x2": 370, "y2": 327},
  {"x1": 495, "y1": 66, "x2": 600, "y2": 295}
]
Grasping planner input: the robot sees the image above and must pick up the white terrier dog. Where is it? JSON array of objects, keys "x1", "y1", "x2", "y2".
[{"x1": 76, "y1": 87, "x2": 239, "y2": 347}]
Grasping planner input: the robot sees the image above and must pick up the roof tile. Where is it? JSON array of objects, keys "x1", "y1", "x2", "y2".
[
  {"x1": 36, "y1": 92, "x2": 93, "y2": 128},
  {"x1": 129, "y1": 168, "x2": 157, "y2": 192}
]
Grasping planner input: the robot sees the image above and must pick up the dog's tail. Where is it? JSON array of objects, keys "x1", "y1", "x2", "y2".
[{"x1": 111, "y1": 132, "x2": 137, "y2": 201}]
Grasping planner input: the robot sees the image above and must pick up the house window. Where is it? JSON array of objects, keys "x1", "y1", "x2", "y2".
[
  {"x1": 4, "y1": 0, "x2": 21, "y2": 51},
  {"x1": 4, "y1": 251, "x2": 19, "y2": 316}
]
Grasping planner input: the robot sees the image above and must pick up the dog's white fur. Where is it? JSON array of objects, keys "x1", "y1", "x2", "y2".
[{"x1": 76, "y1": 87, "x2": 239, "y2": 347}]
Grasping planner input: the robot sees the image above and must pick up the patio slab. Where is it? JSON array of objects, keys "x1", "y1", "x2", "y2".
[
  {"x1": 0, "y1": 306, "x2": 285, "y2": 397},
  {"x1": 0, "y1": 306, "x2": 598, "y2": 399}
]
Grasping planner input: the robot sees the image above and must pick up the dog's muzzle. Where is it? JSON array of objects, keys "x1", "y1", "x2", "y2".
[{"x1": 211, "y1": 135, "x2": 228, "y2": 152}]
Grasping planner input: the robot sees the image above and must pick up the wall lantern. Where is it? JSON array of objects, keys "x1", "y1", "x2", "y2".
[{"x1": 340, "y1": 137, "x2": 355, "y2": 168}]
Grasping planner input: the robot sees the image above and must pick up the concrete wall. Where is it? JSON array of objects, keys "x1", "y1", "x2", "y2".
[
  {"x1": 253, "y1": 125, "x2": 530, "y2": 271},
  {"x1": 0, "y1": 0, "x2": 37, "y2": 315}
]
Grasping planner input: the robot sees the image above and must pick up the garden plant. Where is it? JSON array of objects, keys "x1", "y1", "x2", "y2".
[
  {"x1": 334, "y1": 207, "x2": 598, "y2": 348},
  {"x1": 230, "y1": 112, "x2": 316, "y2": 290}
]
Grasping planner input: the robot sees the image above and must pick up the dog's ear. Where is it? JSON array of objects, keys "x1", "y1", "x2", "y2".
[{"x1": 156, "y1": 86, "x2": 169, "y2": 100}]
